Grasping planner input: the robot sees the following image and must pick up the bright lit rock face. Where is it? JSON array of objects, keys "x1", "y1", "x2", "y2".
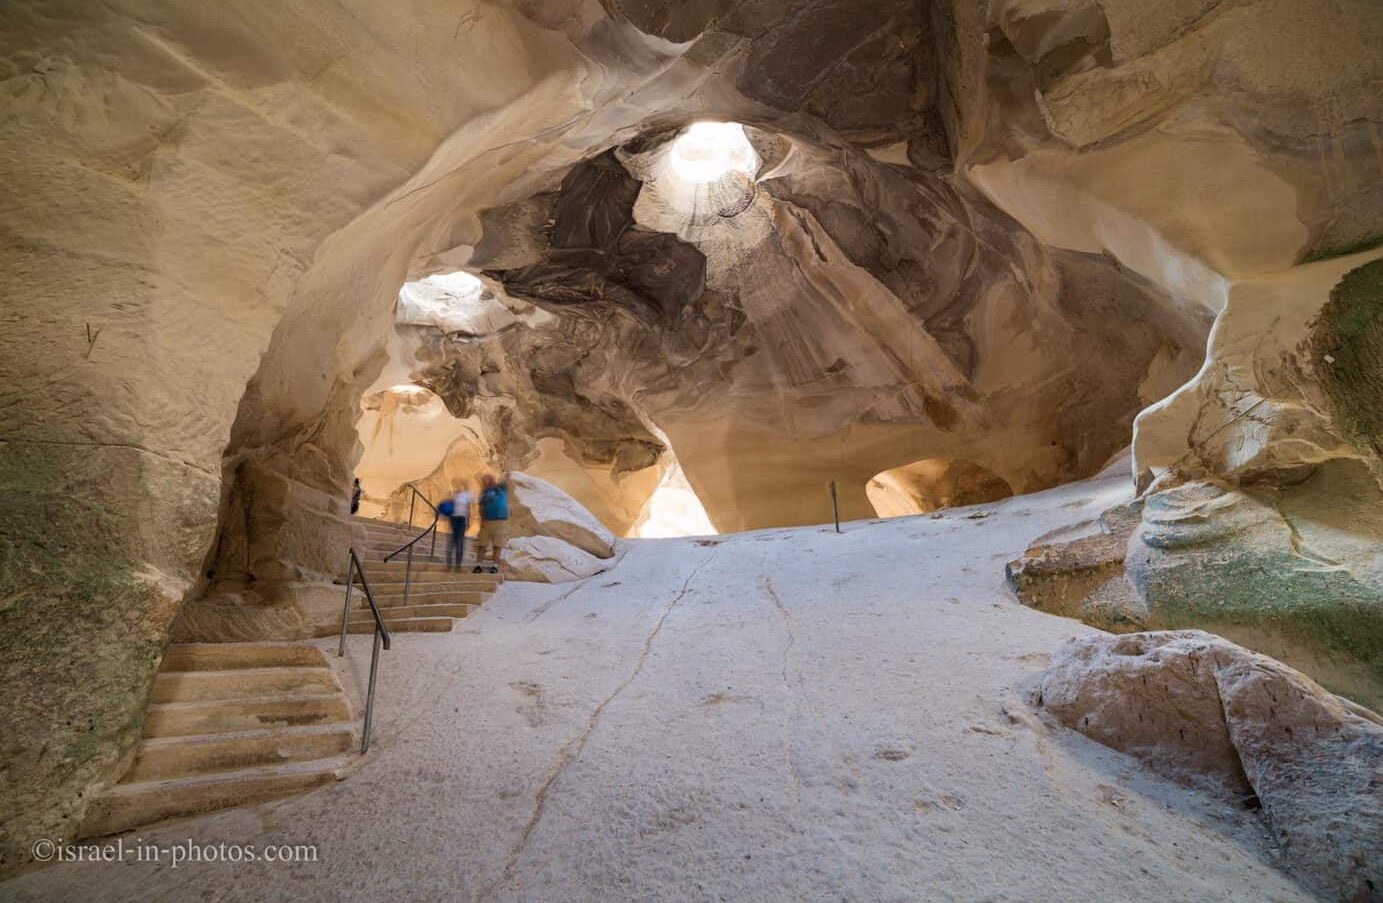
[{"x1": 0, "y1": 0, "x2": 1380, "y2": 872}]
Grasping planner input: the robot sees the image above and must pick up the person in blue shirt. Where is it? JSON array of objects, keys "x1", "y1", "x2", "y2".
[{"x1": 474, "y1": 472, "x2": 510, "y2": 574}]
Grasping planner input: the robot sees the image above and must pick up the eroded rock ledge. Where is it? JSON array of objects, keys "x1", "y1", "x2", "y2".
[{"x1": 1039, "y1": 631, "x2": 1383, "y2": 902}]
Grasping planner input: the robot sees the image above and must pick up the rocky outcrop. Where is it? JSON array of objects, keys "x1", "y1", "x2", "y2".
[
  {"x1": 1011, "y1": 476, "x2": 1383, "y2": 709},
  {"x1": 954, "y1": 0, "x2": 1383, "y2": 720},
  {"x1": 1006, "y1": 502, "x2": 1147, "y2": 632},
  {"x1": 1039, "y1": 631, "x2": 1383, "y2": 902},
  {"x1": 502, "y1": 536, "x2": 612, "y2": 584},
  {"x1": 468, "y1": 472, "x2": 623, "y2": 583},
  {"x1": 508, "y1": 473, "x2": 617, "y2": 559},
  {"x1": 1015, "y1": 253, "x2": 1383, "y2": 709}
]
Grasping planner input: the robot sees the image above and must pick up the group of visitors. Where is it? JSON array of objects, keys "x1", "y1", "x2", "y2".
[
  {"x1": 437, "y1": 473, "x2": 510, "y2": 574},
  {"x1": 350, "y1": 473, "x2": 511, "y2": 573}
]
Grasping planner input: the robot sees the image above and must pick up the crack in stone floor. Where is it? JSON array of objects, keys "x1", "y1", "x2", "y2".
[{"x1": 481, "y1": 551, "x2": 718, "y2": 900}]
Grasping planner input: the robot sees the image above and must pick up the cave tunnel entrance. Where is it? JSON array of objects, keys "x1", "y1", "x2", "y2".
[
  {"x1": 354, "y1": 266, "x2": 718, "y2": 539},
  {"x1": 866, "y1": 458, "x2": 1014, "y2": 518}
]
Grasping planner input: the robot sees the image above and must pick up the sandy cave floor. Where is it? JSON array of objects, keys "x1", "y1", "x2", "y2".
[{"x1": 3, "y1": 472, "x2": 1320, "y2": 902}]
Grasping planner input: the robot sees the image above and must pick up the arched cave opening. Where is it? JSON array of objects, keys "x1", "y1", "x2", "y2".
[{"x1": 866, "y1": 458, "x2": 1014, "y2": 518}]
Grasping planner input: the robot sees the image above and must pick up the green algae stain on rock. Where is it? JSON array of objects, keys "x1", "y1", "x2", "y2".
[
  {"x1": 1311, "y1": 259, "x2": 1383, "y2": 454},
  {"x1": 0, "y1": 442, "x2": 183, "y2": 870},
  {"x1": 1127, "y1": 474, "x2": 1383, "y2": 710}
]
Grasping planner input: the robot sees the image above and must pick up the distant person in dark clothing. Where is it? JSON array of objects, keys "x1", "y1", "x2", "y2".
[
  {"x1": 474, "y1": 473, "x2": 510, "y2": 574},
  {"x1": 350, "y1": 478, "x2": 362, "y2": 515}
]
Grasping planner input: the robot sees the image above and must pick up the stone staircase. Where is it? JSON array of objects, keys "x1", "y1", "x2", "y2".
[
  {"x1": 356, "y1": 514, "x2": 455, "y2": 566},
  {"x1": 79, "y1": 642, "x2": 356, "y2": 838},
  {"x1": 344, "y1": 516, "x2": 500, "y2": 635},
  {"x1": 77, "y1": 517, "x2": 503, "y2": 838}
]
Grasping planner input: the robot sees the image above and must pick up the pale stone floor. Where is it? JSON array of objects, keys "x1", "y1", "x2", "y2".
[{"x1": 4, "y1": 473, "x2": 1319, "y2": 902}]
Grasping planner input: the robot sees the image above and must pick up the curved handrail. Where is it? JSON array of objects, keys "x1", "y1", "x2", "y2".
[
  {"x1": 339, "y1": 547, "x2": 392, "y2": 647},
  {"x1": 337, "y1": 546, "x2": 392, "y2": 753},
  {"x1": 382, "y1": 519, "x2": 437, "y2": 562},
  {"x1": 381, "y1": 483, "x2": 442, "y2": 609},
  {"x1": 383, "y1": 483, "x2": 438, "y2": 563}
]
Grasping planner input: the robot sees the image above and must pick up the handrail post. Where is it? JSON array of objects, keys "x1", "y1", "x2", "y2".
[
  {"x1": 338, "y1": 546, "x2": 391, "y2": 755},
  {"x1": 829, "y1": 481, "x2": 841, "y2": 534},
  {"x1": 338, "y1": 555, "x2": 355, "y2": 657},
  {"x1": 404, "y1": 544, "x2": 413, "y2": 607},
  {"x1": 362, "y1": 627, "x2": 382, "y2": 753}
]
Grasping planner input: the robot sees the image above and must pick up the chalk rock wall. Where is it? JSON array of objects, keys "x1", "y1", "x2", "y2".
[
  {"x1": 0, "y1": 0, "x2": 660, "y2": 865},
  {"x1": 973, "y1": 0, "x2": 1383, "y2": 711},
  {"x1": 1012, "y1": 254, "x2": 1383, "y2": 707},
  {"x1": 1128, "y1": 254, "x2": 1383, "y2": 705}
]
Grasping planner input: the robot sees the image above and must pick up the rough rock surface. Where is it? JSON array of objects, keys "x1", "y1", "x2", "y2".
[
  {"x1": 0, "y1": 0, "x2": 609, "y2": 859},
  {"x1": 1006, "y1": 501, "x2": 1147, "y2": 632},
  {"x1": 508, "y1": 473, "x2": 617, "y2": 559},
  {"x1": 1013, "y1": 253, "x2": 1383, "y2": 710},
  {"x1": 501, "y1": 535, "x2": 612, "y2": 584},
  {"x1": 1040, "y1": 630, "x2": 1383, "y2": 902},
  {"x1": 1128, "y1": 254, "x2": 1383, "y2": 707},
  {"x1": 953, "y1": 0, "x2": 1383, "y2": 298}
]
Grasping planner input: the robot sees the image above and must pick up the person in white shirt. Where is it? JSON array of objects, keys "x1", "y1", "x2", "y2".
[{"x1": 445, "y1": 483, "x2": 474, "y2": 571}]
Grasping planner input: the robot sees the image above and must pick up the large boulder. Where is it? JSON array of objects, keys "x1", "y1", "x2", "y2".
[
  {"x1": 501, "y1": 535, "x2": 611, "y2": 584},
  {"x1": 508, "y1": 473, "x2": 617, "y2": 559},
  {"x1": 1040, "y1": 630, "x2": 1383, "y2": 902}
]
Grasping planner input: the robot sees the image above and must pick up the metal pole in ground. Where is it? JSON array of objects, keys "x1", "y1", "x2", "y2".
[
  {"x1": 829, "y1": 480, "x2": 841, "y2": 533},
  {"x1": 338, "y1": 553, "x2": 356, "y2": 657},
  {"x1": 362, "y1": 627, "x2": 383, "y2": 753}
]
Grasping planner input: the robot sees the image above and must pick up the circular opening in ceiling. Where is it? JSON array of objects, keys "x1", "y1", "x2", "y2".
[
  {"x1": 384, "y1": 384, "x2": 437, "y2": 407},
  {"x1": 397, "y1": 269, "x2": 502, "y2": 334},
  {"x1": 668, "y1": 121, "x2": 758, "y2": 184}
]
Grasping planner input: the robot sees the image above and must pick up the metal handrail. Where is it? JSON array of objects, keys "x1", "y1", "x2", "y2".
[
  {"x1": 337, "y1": 547, "x2": 392, "y2": 753},
  {"x1": 382, "y1": 483, "x2": 439, "y2": 607}
]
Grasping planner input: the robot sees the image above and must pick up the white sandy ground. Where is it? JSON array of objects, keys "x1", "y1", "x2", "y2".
[{"x1": 4, "y1": 472, "x2": 1321, "y2": 902}]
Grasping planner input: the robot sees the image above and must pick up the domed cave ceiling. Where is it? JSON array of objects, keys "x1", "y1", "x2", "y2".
[{"x1": 383, "y1": 120, "x2": 1209, "y2": 532}]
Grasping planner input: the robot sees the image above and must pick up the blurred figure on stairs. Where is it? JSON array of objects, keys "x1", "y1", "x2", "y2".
[
  {"x1": 441, "y1": 481, "x2": 474, "y2": 571},
  {"x1": 474, "y1": 473, "x2": 510, "y2": 574}
]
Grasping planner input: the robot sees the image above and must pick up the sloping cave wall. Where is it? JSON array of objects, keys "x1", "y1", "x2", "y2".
[
  {"x1": 959, "y1": 0, "x2": 1383, "y2": 700},
  {"x1": 0, "y1": 0, "x2": 655, "y2": 865},
  {"x1": 1, "y1": 0, "x2": 1380, "y2": 870}
]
